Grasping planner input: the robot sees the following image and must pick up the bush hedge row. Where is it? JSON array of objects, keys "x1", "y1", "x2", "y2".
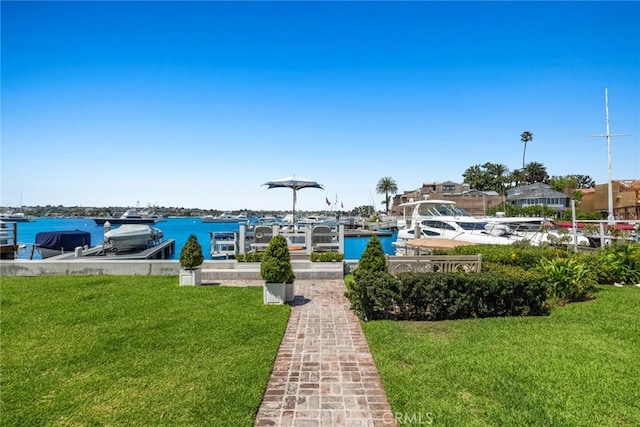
[{"x1": 345, "y1": 271, "x2": 550, "y2": 321}]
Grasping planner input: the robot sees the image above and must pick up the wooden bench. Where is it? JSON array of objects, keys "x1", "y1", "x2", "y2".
[{"x1": 387, "y1": 255, "x2": 482, "y2": 274}]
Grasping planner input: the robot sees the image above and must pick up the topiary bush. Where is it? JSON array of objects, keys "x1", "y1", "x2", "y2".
[
  {"x1": 353, "y1": 235, "x2": 387, "y2": 279},
  {"x1": 179, "y1": 234, "x2": 204, "y2": 269},
  {"x1": 260, "y1": 235, "x2": 295, "y2": 283}
]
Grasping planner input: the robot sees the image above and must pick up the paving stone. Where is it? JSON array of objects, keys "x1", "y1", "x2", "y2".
[{"x1": 254, "y1": 280, "x2": 396, "y2": 427}]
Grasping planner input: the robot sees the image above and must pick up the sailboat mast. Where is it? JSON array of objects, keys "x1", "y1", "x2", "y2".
[{"x1": 588, "y1": 88, "x2": 631, "y2": 225}]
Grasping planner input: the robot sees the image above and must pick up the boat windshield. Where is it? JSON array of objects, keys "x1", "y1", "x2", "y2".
[{"x1": 416, "y1": 204, "x2": 472, "y2": 217}]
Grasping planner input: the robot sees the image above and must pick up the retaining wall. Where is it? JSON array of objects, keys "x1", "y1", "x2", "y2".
[{"x1": 0, "y1": 259, "x2": 348, "y2": 280}]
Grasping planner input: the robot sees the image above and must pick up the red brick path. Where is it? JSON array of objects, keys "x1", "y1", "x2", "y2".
[{"x1": 254, "y1": 280, "x2": 397, "y2": 427}]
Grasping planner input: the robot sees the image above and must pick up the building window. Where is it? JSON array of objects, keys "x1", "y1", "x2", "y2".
[{"x1": 442, "y1": 185, "x2": 456, "y2": 192}]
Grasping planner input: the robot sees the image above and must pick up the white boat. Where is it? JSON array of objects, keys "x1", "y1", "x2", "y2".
[
  {"x1": 103, "y1": 224, "x2": 163, "y2": 252},
  {"x1": 0, "y1": 212, "x2": 33, "y2": 222},
  {"x1": 34, "y1": 230, "x2": 91, "y2": 259},
  {"x1": 201, "y1": 212, "x2": 248, "y2": 223},
  {"x1": 93, "y1": 209, "x2": 158, "y2": 225},
  {"x1": 138, "y1": 210, "x2": 166, "y2": 222},
  {"x1": 393, "y1": 199, "x2": 588, "y2": 253}
]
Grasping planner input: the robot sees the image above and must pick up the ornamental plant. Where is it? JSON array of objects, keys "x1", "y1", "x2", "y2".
[
  {"x1": 353, "y1": 235, "x2": 387, "y2": 279},
  {"x1": 260, "y1": 235, "x2": 295, "y2": 283},
  {"x1": 179, "y1": 234, "x2": 204, "y2": 270},
  {"x1": 537, "y1": 257, "x2": 596, "y2": 301}
]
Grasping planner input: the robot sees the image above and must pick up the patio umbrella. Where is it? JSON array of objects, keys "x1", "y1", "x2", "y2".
[{"x1": 263, "y1": 176, "x2": 324, "y2": 222}]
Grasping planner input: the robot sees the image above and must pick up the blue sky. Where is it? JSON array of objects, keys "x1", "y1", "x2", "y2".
[{"x1": 2, "y1": 1, "x2": 639, "y2": 212}]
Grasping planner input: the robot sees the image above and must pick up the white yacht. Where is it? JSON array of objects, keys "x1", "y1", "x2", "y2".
[
  {"x1": 92, "y1": 209, "x2": 158, "y2": 225},
  {"x1": 393, "y1": 199, "x2": 587, "y2": 252},
  {"x1": 201, "y1": 212, "x2": 248, "y2": 223},
  {"x1": 0, "y1": 212, "x2": 33, "y2": 222}
]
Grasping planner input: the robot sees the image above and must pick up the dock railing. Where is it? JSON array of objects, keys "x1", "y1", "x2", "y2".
[
  {"x1": 0, "y1": 221, "x2": 18, "y2": 259},
  {"x1": 238, "y1": 223, "x2": 344, "y2": 255}
]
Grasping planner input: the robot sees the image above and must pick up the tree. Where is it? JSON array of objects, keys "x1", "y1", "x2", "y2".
[
  {"x1": 462, "y1": 162, "x2": 511, "y2": 194},
  {"x1": 548, "y1": 174, "x2": 595, "y2": 192},
  {"x1": 520, "y1": 131, "x2": 534, "y2": 171},
  {"x1": 351, "y1": 205, "x2": 375, "y2": 217},
  {"x1": 523, "y1": 162, "x2": 548, "y2": 184},
  {"x1": 509, "y1": 169, "x2": 526, "y2": 187},
  {"x1": 483, "y1": 162, "x2": 510, "y2": 194},
  {"x1": 549, "y1": 175, "x2": 580, "y2": 193},
  {"x1": 574, "y1": 175, "x2": 596, "y2": 189},
  {"x1": 376, "y1": 177, "x2": 398, "y2": 215}
]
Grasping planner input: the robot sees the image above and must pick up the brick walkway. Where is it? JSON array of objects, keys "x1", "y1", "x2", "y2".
[{"x1": 254, "y1": 280, "x2": 397, "y2": 427}]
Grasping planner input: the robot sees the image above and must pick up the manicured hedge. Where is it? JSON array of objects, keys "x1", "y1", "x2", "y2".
[
  {"x1": 310, "y1": 252, "x2": 344, "y2": 262},
  {"x1": 345, "y1": 271, "x2": 549, "y2": 321}
]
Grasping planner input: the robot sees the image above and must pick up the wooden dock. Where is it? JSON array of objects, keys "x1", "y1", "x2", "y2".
[
  {"x1": 50, "y1": 239, "x2": 176, "y2": 260},
  {"x1": 344, "y1": 229, "x2": 393, "y2": 237}
]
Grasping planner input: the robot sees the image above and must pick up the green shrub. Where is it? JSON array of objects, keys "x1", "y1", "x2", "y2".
[
  {"x1": 236, "y1": 252, "x2": 263, "y2": 262},
  {"x1": 451, "y1": 244, "x2": 568, "y2": 269},
  {"x1": 260, "y1": 235, "x2": 295, "y2": 283},
  {"x1": 537, "y1": 257, "x2": 596, "y2": 301},
  {"x1": 345, "y1": 271, "x2": 549, "y2": 321},
  {"x1": 353, "y1": 235, "x2": 387, "y2": 279},
  {"x1": 482, "y1": 261, "x2": 546, "y2": 283},
  {"x1": 310, "y1": 252, "x2": 344, "y2": 262},
  {"x1": 345, "y1": 271, "x2": 399, "y2": 321},
  {"x1": 179, "y1": 234, "x2": 204, "y2": 269},
  {"x1": 593, "y1": 243, "x2": 640, "y2": 285}
]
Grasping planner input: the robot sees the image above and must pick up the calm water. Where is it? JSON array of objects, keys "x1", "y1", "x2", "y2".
[{"x1": 14, "y1": 217, "x2": 397, "y2": 260}]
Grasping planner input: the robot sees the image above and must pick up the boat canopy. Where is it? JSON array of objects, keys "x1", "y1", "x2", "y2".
[{"x1": 35, "y1": 230, "x2": 91, "y2": 250}]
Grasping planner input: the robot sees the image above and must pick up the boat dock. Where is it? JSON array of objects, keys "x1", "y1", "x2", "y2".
[
  {"x1": 344, "y1": 228, "x2": 394, "y2": 237},
  {"x1": 48, "y1": 239, "x2": 176, "y2": 260}
]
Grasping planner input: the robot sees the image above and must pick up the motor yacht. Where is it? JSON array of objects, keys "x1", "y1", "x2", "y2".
[{"x1": 393, "y1": 199, "x2": 588, "y2": 253}]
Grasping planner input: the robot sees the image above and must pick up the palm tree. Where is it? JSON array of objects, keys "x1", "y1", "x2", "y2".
[
  {"x1": 376, "y1": 177, "x2": 398, "y2": 215},
  {"x1": 523, "y1": 162, "x2": 548, "y2": 183},
  {"x1": 509, "y1": 169, "x2": 525, "y2": 187},
  {"x1": 483, "y1": 162, "x2": 510, "y2": 194},
  {"x1": 520, "y1": 131, "x2": 534, "y2": 171}
]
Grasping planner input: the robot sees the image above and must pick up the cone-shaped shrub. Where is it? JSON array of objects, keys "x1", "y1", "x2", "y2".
[
  {"x1": 179, "y1": 234, "x2": 204, "y2": 269},
  {"x1": 354, "y1": 234, "x2": 387, "y2": 279},
  {"x1": 260, "y1": 235, "x2": 295, "y2": 283}
]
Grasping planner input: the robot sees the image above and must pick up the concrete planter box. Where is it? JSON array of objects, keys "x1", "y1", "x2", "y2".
[
  {"x1": 285, "y1": 282, "x2": 295, "y2": 302},
  {"x1": 180, "y1": 268, "x2": 202, "y2": 286},
  {"x1": 263, "y1": 282, "x2": 286, "y2": 305}
]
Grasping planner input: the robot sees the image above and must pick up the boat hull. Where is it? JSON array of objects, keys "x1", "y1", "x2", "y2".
[
  {"x1": 104, "y1": 225, "x2": 163, "y2": 252},
  {"x1": 35, "y1": 230, "x2": 92, "y2": 259}
]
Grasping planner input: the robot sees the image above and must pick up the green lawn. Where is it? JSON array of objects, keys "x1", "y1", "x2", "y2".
[
  {"x1": 363, "y1": 286, "x2": 640, "y2": 427},
  {"x1": 1, "y1": 276, "x2": 289, "y2": 426}
]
